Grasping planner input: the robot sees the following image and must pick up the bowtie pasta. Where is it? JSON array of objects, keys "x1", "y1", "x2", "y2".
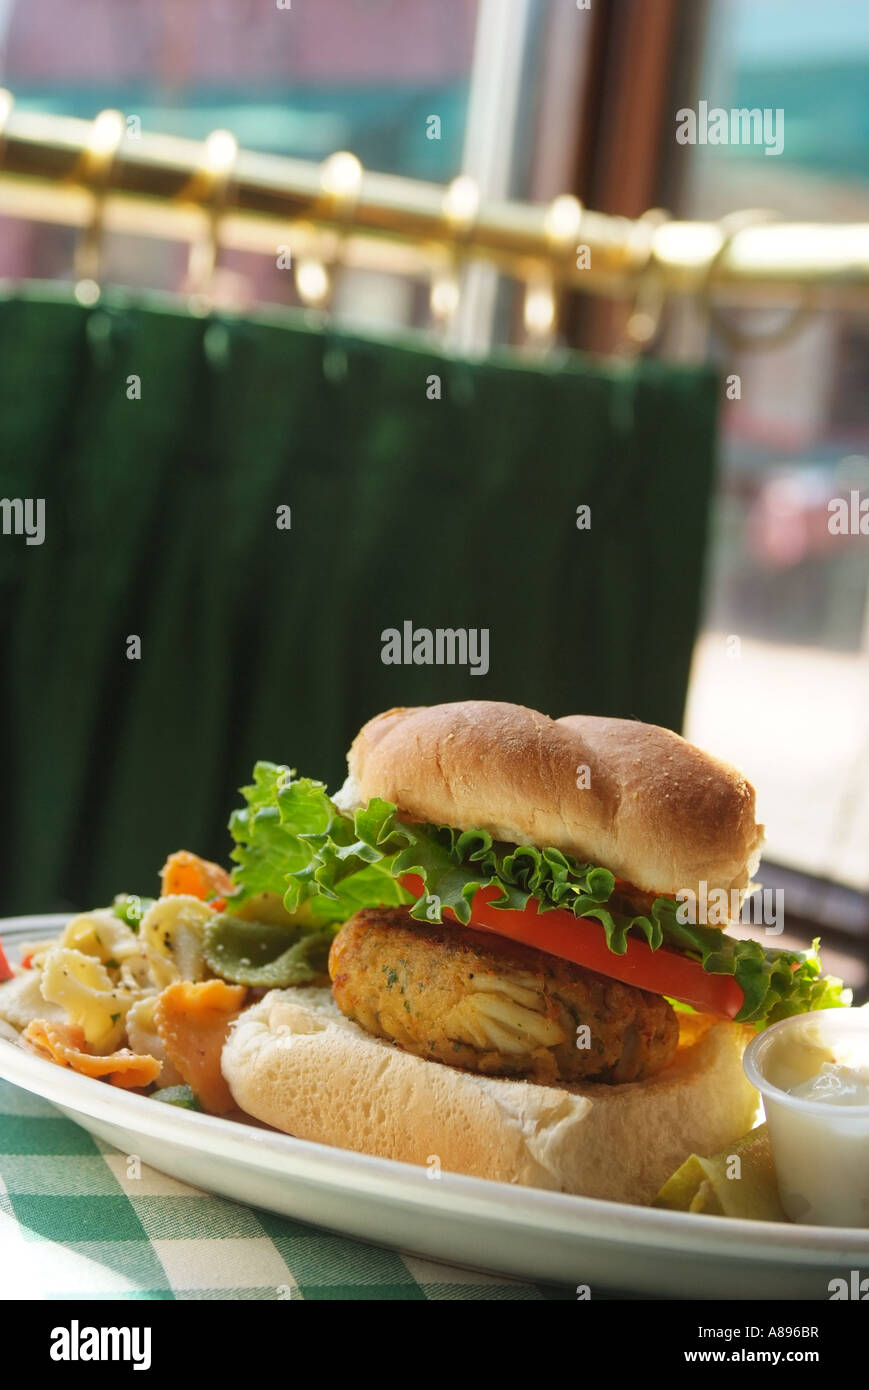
[
  {"x1": 0, "y1": 850, "x2": 329, "y2": 1110},
  {"x1": 0, "y1": 896, "x2": 214, "y2": 1060}
]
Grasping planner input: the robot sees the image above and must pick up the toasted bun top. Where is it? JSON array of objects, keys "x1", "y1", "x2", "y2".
[{"x1": 340, "y1": 701, "x2": 764, "y2": 899}]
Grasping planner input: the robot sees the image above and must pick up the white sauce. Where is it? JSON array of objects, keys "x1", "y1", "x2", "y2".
[
  {"x1": 744, "y1": 1011, "x2": 869, "y2": 1227},
  {"x1": 789, "y1": 1060, "x2": 869, "y2": 1107}
]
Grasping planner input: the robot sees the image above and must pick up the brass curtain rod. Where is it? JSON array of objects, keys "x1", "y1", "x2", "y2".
[{"x1": 0, "y1": 96, "x2": 867, "y2": 310}]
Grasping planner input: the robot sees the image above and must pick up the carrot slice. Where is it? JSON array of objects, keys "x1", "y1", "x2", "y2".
[
  {"x1": 0, "y1": 941, "x2": 14, "y2": 979},
  {"x1": 22, "y1": 1019, "x2": 161, "y2": 1089},
  {"x1": 160, "y1": 850, "x2": 234, "y2": 903},
  {"x1": 153, "y1": 979, "x2": 247, "y2": 1115}
]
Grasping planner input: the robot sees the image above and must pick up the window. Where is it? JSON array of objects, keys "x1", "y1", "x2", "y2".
[
  {"x1": 0, "y1": 0, "x2": 479, "y2": 318},
  {"x1": 671, "y1": 0, "x2": 869, "y2": 891}
]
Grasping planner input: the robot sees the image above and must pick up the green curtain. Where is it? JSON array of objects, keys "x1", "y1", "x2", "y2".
[{"x1": 0, "y1": 287, "x2": 719, "y2": 915}]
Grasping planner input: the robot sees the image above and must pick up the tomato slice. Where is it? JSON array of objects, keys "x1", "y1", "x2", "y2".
[
  {"x1": 0, "y1": 940, "x2": 13, "y2": 983},
  {"x1": 399, "y1": 874, "x2": 744, "y2": 1019}
]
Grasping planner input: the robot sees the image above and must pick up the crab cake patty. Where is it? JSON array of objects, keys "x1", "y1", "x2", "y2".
[{"x1": 329, "y1": 908, "x2": 679, "y2": 1085}]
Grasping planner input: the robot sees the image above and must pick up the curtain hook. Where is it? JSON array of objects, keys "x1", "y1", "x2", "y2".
[
  {"x1": 701, "y1": 209, "x2": 814, "y2": 352},
  {"x1": 430, "y1": 174, "x2": 480, "y2": 335},
  {"x1": 73, "y1": 107, "x2": 125, "y2": 304},
  {"x1": 521, "y1": 195, "x2": 584, "y2": 350},
  {"x1": 522, "y1": 270, "x2": 557, "y2": 350},
  {"x1": 429, "y1": 260, "x2": 461, "y2": 332},
  {"x1": 622, "y1": 207, "x2": 670, "y2": 355},
  {"x1": 185, "y1": 128, "x2": 238, "y2": 312},
  {"x1": 295, "y1": 150, "x2": 362, "y2": 312}
]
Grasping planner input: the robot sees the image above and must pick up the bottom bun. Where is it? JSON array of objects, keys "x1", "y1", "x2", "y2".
[{"x1": 221, "y1": 988, "x2": 760, "y2": 1204}]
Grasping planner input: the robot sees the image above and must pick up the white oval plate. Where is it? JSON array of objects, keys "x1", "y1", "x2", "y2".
[{"x1": 1, "y1": 915, "x2": 867, "y2": 1299}]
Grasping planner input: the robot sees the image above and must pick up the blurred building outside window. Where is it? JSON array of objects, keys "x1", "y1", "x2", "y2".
[{"x1": 671, "y1": 0, "x2": 869, "y2": 892}]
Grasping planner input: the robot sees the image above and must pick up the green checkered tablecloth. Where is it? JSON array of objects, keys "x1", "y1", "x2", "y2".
[{"x1": 0, "y1": 1078, "x2": 570, "y2": 1301}]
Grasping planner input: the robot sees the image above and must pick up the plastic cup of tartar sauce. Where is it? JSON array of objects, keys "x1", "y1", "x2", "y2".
[{"x1": 743, "y1": 1008, "x2": 869, "y2": 1227}]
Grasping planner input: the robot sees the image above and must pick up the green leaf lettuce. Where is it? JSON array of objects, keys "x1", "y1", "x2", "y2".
[{"x1": 227, "y1": 764, "x2": 849, "y2": 1026}]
